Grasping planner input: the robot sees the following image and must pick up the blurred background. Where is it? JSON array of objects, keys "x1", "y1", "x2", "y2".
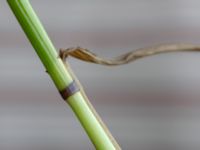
[{"x1": 1, "y1": 0, "x2": 200, "y2": 149}]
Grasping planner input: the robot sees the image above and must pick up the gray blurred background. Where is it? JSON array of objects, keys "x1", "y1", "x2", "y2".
[{"x1": 1, "y1": 0, "x2": 200, "y2": 149}]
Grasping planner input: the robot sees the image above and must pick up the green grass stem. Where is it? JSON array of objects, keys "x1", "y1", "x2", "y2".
[{"x1": 7, "y1": 0, "x2": 120, "y2": 149}]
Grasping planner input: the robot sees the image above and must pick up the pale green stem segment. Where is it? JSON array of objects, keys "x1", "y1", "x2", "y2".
[{"x1": 7, "y1": 0, "x2": 118, "y2": 149}]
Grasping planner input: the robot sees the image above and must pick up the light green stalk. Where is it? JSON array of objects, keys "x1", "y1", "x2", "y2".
[{"x1": 7, "y1": 0, "x2": 120, "y2": 149}]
